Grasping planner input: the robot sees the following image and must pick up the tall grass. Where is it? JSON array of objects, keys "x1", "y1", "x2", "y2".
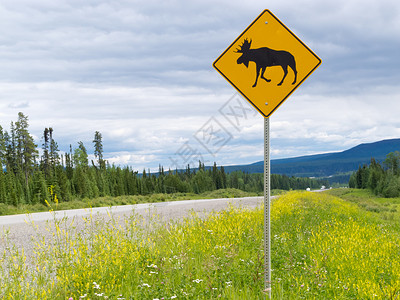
[
  {"x1": 1, "y1": 191, "x2": 400, "y2": 299},
  {"x1": 1, "y1": 202, "x2": 265, "y2": 299},
  {"x1": 271, "y1": 191, "x2": 400, "y2": 299}
]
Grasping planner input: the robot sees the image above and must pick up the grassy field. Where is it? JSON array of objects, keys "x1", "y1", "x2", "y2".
[
  {"x1": 1, "y1": 189, "x2": 400, "y2": 299},
  {"x1": 272, "y1": 190, "x2": 400, "y2": 299},
  {"x1": 327, "y1": 188, "x2": 400, "y2": 221}
]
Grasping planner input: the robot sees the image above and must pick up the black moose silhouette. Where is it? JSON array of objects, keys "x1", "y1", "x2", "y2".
[{"x1": 235, "y1": 39, "x2": 297, "y2": 87}]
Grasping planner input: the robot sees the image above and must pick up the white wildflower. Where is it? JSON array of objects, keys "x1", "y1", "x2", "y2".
[
  {"x1": 192, "y1": 279, "x2": 203, "y2": 283},
  {"x1": 140, "y1": 283, "x2": 151, "y2": 287},
  {"x1": 93, "y1": 282, "x2": 100, "y2": 289}
]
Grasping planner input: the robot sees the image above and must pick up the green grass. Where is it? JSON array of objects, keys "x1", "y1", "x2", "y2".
[
  {"x1": 1, "y1": 190, "x2": 399, "y2": 299},
  {"x1": 271, "y1": 191, "x2": 400, "y2": 299},
  {"x1": 327, "y1": 188, "x2": 400, "y2": 222}
]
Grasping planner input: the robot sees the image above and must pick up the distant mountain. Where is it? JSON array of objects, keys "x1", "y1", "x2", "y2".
[{"x1": 223, "y1": 138, "x2": 400, "y2": 179}]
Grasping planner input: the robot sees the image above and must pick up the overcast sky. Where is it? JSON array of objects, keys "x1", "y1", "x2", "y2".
[{"x1": 0, "y1": 0, "x2": 399, "y2": 172}]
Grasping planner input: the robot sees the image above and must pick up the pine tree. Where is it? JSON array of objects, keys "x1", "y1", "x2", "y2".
[
  {"x1": 157, "y1": 164, "x2": 165, "y2": 193},
  {"x1": 49, "y1": 127, "x2": 60, "y2": 175},
  {"x1": 212, "y1": 162, "x2": 221, "y2": 189},
  {"x1": 55, "y1": 164, "x2": 72, "y2": 201},
  {"x1": 191, "y1": 169, "x2": 213, "y2": 193},
  {"x1": 41, "y1": 127, "x2": 50, "y2": 178},
  {"x1": 15, "y1": 112, "x2": 38, "y2": 186},
  {"x1": 65, "y1": 152, "x2": 73, "y2": 180},
  {"x1": 0, "y1": 168, "x2": 6, "y2": 204},
  {"x1": 93, "y1": 131, "x2": 105, "y2": 170},
  {"x1": 220, "y1": 166, "x2": 227, "y2": 189},
  {"x1": 114, "y1": 167, "x2": 125, "y2": 196},
  {"x1": 0, "y1": 126, "x2": 6, "y2": 170},
  {"x1": 72, "y1": 166, "x2": 87, "y2": 198},
  {"x1": 73, "y1": 142, "x2": 88, "y2": 168},
  {"x1": 31, "y1": 170, "x2": 50, "y2": 205},
  {"x1": 384, "y1": 152, "x2": 400, "y2": 176},
  {"x1": 6, "y1": 122, "x2": 17, "y2": 173}
]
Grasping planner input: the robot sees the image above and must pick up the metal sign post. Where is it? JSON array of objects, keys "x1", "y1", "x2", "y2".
[
  {"x1": 264, "y1": 117, "x2": 271, "y2": 298},
  {"x1": 212, "y1": 9, "x2": 321, "y2": 298}
]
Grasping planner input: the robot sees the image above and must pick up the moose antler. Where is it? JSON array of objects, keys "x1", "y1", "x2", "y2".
[{"x1": 235, "y1": 38, "x2": 252, "y2": 53}]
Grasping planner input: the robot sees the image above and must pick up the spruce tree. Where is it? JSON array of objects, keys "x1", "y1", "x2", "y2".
[
  {"x1": 73, "y1": 142, "x2": 89, "y2": 168},
  {"x1": 49, "y1": 127, "x2": 60, "y2": 175},
  {"x1": 384, "y1": 152, "x2": 400, "y2": 176},
  {"x1": 41, "y1": 128, "x2": 50, "y2": 178},
  {"x1": 15, "y1": 112, "x2": 38, "y2": 186},
  {"x1": 93, "y1": 131, "x2": 105, "y2": 170},
  {"x1": 65, "y1": 152, "x2": 74, "y2": 180},
  {"x1": 0, "y1": 168, "x2": 6, "y2": 204},
  {"x1": 31, "y1": 170, "x2": 50, "y2": 205},
  {"x1": 6, "y1": 122, "x2": 17, "y2": 173},
  {"x1": 0, "y1": 126, "x2": 6, "y2": 170},
  {"x1": 220, "y1": 166, "x2": 227, "y2": 189}
]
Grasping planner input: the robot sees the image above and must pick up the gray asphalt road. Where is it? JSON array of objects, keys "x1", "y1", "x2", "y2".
[
  {"x1": 0, "y1": 196, "x2": 264, "y2": 260},
  {"x1": 0, "y1": 197, "x2": 264, "y2": 226}
]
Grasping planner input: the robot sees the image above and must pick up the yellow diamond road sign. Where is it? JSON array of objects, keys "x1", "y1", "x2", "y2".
[{"x1": 213, "y1": 10, "x2": 321, "y2": 118}]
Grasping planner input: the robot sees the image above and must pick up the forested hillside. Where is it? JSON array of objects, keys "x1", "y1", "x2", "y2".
[
  {"x1": 0, "y1": 113, "x2": 328, "y2": 206},
  {"x1": 223, "y1": 139, "x2": 400, "y2": 182}
]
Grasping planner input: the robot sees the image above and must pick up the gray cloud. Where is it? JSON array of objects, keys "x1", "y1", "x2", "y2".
[{"x1": 0, "y1": 0, "x2": 399, "y2": 171}]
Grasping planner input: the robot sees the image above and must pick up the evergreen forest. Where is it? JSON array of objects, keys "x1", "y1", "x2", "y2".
[
  {"x1": 0, "y1": 113, "x2": 329, "y2": 206},
  {"x1": 349, "y1": 151, "x2": 400, "y2": 197}
]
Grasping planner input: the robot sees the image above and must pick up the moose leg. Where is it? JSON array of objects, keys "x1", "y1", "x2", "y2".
[
  {"x1": 277, "y1": 65, "x2": 288, "y2": 86},
  {"x1": 260, "y1": 67, "x2": 271, "y2": 83},
  {"x1": 252, "y1": 66, "x2": 261, "y2": 87},
  {"x1": 291, "y1": 67, "x2": 297, "y2": 85},
  {"x1": 289, "y1": 56, "x2": 297, "y2": 85}
]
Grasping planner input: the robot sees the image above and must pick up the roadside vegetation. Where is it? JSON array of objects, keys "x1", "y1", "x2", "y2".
[
  {"x1": 327, "y1": 188, "x2": 400, "y2": 221},
  {"x1": 349, "y1": 151, "x2": 400, "y2": 197},
  {"x1": 272, "y1": 190, "x2": 400, "y2": 299},
  {"x1": 1, "y1": 190, "x2": 399, "y2": 299}
]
